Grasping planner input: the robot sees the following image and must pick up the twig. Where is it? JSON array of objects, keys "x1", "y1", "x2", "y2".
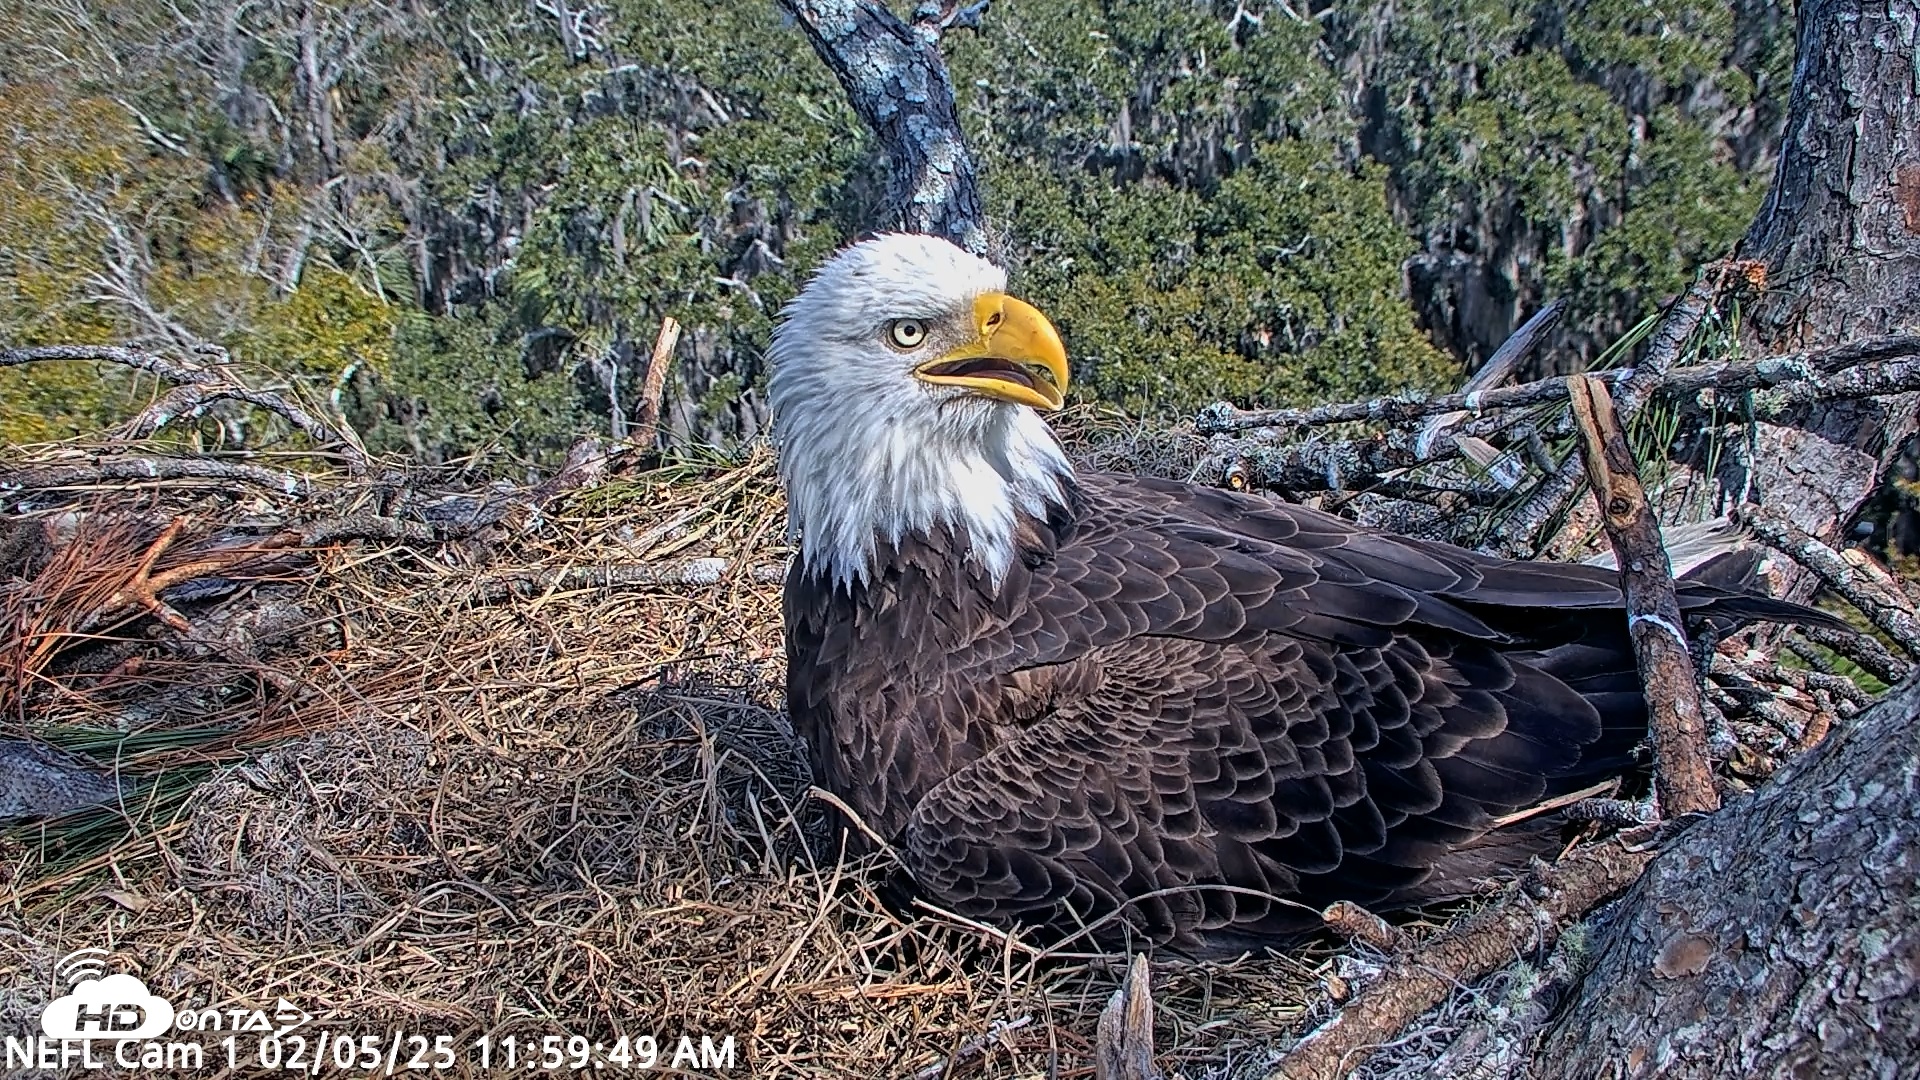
[
  {"x1": 1266, "y1": 842, "x2": 1654, "y2": 1080},
  {"x1": 911, "y1": 1016, "x2": 1032, "y2": 1080},
  {"x1": 1568, "y1": 376, "x2": 1718, "y2": 814},
  {"x1": 1563, "y1": 798, "x2": 1655, "y2": 827},
  {"x1": 631, "y1": 317, "x2": 682, "y2": 450},
  {"x1": 1721, "y1": 657, "x2": 1874, "y2": 709},
  {"x1": 1487, "y1": 778, "x2": 1619, "y2": 829},
  {"x1": 1612, "y1": 264, "x2": 1740, "y2": 416},
  {"x1": 1740, "y1": 505, "x2": 1920, "y2": 661},
  {"x1": 1196, "y1": 333, "x2": 1920, "y2": 435},
  {"x1": 1799, "y1": 624, "x2": 1910, "y2": 685},
  {"x1": 476, "y1": 559, "x2": 788, "y2": 600},
  {"x1": 1094, "y1": 955, "x2": 1163, "y2": 1080},
  {"x1": 119, "y1": 383, "x2": 369, "y2": 472}
]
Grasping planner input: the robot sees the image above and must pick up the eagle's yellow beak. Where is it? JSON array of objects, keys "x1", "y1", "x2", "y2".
[{"x1": 914, "y1": 293, "x2": 1069, "y2": 410}]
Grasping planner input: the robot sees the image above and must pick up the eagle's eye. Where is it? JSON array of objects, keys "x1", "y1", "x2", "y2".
[{"x1": 886, "y1": 319, "x2": 928, "y2": 351}]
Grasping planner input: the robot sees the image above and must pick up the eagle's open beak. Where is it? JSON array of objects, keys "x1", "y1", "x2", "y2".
[{"x1": 914, "y1": 293, "x2": 1069, "y2": 410}]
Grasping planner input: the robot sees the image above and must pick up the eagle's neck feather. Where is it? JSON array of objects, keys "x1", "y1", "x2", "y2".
[{"x1": 775, "y1": 395, "x2": 1075, "y2": 588}]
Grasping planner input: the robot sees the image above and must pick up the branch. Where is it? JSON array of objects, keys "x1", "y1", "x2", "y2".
[
  {"x1": 1569, "y1": 376, "x2": 1718, "y2": 816},
  {"x1": 1267, "y1": 842, "x2": 1655, "y2": 1080},
  {"x1": 1800, "y1": 624, "x2": 1911, "y2": 685},
  {"x1": 4, "y1": 342, "x2": 369, "y2": 473},
  {"x1": 0, "y1": 343, "x2": 223, "y2": 385},
  {"x1": 1740, "y1": 505, "x2": 1920, "y2": 661},
  {"x1": 1094, "y1": 955, "x2": 1164, "y2": 1080},
  {"x1": 119, "y1": 383, "x2": 370, "y2": 472},
  {"x1": 475, "y1": 558, "x2": 788, "y2": 600},
  {"x1": 1196, "y1": 334, "x2": 1920, "y2": 435},
  {"x1": 778, "y1": 0, "x2": 988, "y2": 253},
  {"x1": 1209, "y1": 336, "x2": 1920, "y2": 512},
  {"x1": 0, "y1": 458, "x2": 317, "y2": 496},
  {"x1": 909, "y1": 0, "x2": 990, "y2": 43},
  {"x1": 631, "y1": 316, "x2": 682, "y2": 450}
]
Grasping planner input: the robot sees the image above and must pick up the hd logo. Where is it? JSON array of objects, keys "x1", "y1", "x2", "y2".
[{"x1": 41, "y1": 971, "x2": 177, "y2": 1041}]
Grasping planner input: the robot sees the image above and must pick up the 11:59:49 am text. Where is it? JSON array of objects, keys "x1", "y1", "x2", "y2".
[{"x1": 225, "y1": 1031, "x2": 737, "y2": 1071}]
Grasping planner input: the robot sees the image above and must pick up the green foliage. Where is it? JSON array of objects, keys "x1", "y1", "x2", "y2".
[
  {"x1": 0, "y1": 0, "x2": 1795, "y2": 461},
  {"x1": 245, "y1": 268, "x2": 398, "y2": 382},
  {"x1": 953, "y1": 1, "x2": 1451, "y2": 415},
  {"x1": 355, "y1": 310, "x2": 591, "y2": 464},
  {"x1": 1362, "y1": 0, "x2": 1786, "y2": 338}
]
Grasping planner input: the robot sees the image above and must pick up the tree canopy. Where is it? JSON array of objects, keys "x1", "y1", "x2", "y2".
[{"x1": 0, "y1": 0, "x2": 1792, "y2": 464}]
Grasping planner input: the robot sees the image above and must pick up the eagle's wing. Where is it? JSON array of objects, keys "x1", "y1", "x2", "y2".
[{"x1": 900, "y1": 473, "x2": 1664, "y2": 946}]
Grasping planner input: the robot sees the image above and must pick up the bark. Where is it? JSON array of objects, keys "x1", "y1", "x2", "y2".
[
  {"x1": 1568, "y1": 376, "x2": 1717, "y2": 815},
  {"x1": 1731, "y1": 0, "x2": 1920, "y2": 546},
  {"x1": 1527, "y1": 7, "x2": 1920, "y2": 1071},
  {"x1": 775, "y1": 0, "x2": 988, "y2": 255},
  {"x1": 1532, "y1": 676, "x2": 1920, "y2": 1078}
]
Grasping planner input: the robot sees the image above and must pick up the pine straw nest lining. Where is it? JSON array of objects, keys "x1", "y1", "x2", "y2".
[{"x1": 0, "y1": 445, "x2": 1359, "y2": 1079}]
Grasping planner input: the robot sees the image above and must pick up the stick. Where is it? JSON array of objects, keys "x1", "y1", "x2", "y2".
[
  {"x1": 1266, "y1": 843, "x2": 1654, "y2": 1080},
  {"x1": 1800, "y1": 624, "x2": 1911, "y2": 685},
  {"x1": 1207, "y1": 340, "x2": 1920, "y2": 505},
  {"x1": 0, "y1": 343, "x2": 224, "y2": 384},
  {"x1": 1568, "y1": 376, "x2": 1718, "y2": 816},
  {"x1": 4, "y1": 342, "x2": 369, "y2": 472},
  {"x1": 1195, "y1": 333, "x2": 1920, "y2": 435},
  {"x1": 1319, "y1": 901, "x2": 1405, "y2": 951},
  {"x1": 119, "y1": 383, "x2": 370, "y2": 472},
  {"x1": 475, "y1": 559, "x2": 789, "y2": 600},
  {"x1": 1741, "y1": 505, "x2": 1920, "y2": 661},
  {"x1": 631, "y1": 317, "x2": 681, "y2": 450},
  {"x1": 0, "y1": 458, "x2": 317, "y2": 496},
  {"x1": 911, "y1": 1016, "x2": 1033, "y2": 1080},
  {"x1": 1094, "y1": 955, "x2": 1163, "y2": 1080}
]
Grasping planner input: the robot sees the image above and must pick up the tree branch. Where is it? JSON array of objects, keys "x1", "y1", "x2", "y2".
[
  {"x1": 119, "y1": 383, "x2": 369, "y2": 471},
  {"x1": 1195, "y1": 334, "x2": 1920, "y2": 436},
  {"x1": 1740, "y1": 505, "x2": 1920, "y2": 661},
  {"x1": 0, "y1": 457, "x2": 317, "y2": 496},
  {"x1": 1569, "y1": 376, "x2": 1717, "y2": 815},
  {"x1": 1267, "y1": 842, "x2": 1654, "y2": 1080},
  {"x1": 0, "y1": 343, "x2": 224, "y2": 385},
  {"x1": 4, "y1": 342, "x2": 370, "y2": 473}
]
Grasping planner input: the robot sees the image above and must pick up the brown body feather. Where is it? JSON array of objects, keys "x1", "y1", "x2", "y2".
[{"x1": 785, "y1": 472, "x2": 1816, "y2": 951}]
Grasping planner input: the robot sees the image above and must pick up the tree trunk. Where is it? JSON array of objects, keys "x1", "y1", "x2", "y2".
[
  {"x1": 1728, "y1": 0, "x2": 1920, "y2": 546},
  {"x1": 775, "y1": 0, "x2": 989, "y2": 256},
  {"x1": 1531, "y1": 676, "x2": 1920, "y2": 1078},
  {"x1": 1530, "y1": 3, "x2": 1920, "y2": 1071}
]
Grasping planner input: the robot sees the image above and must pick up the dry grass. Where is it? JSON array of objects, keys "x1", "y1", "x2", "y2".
[{"x1": 0, "y1": 443, "x2": 1341, "y2": 1078}]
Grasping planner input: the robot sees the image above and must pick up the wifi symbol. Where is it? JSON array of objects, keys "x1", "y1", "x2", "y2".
[{"x1": 55, "y1": 948, "x2": 112, "y2": 988}]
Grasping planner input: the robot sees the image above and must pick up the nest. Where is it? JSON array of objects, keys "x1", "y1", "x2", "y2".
[
  {"x1": 0, "y1": 442, "x2": 1353, "y2": 1079},
  {"x1": 0, "y1": 374, "x2": 1900, "y2": 1076}
]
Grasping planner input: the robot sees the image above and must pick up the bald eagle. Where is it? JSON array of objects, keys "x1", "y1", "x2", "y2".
[{"x1": 769, "y1": 233, "x2": 1821, "y2": 951}]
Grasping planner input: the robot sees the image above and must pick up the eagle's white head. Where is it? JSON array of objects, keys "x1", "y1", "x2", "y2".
[{"x1": 768, "y1": 233, "x2": 1075, "y2": 588}]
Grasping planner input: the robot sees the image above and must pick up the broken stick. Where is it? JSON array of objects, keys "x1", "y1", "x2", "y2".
[
  {"x1": 631, "y1": 316, "x2": 682, "y2": 450},
  {"x1": 1567, "y1": 375, "x2": 1719, "y2": 816},
  {"x1": 1095, "y1": 954, "x2": 1164, "y2": 1080}
]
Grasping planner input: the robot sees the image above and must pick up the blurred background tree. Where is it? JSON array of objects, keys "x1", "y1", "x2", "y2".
[{"x1": 0, "y1": 0, "x2": 1792, "y2": 462}]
